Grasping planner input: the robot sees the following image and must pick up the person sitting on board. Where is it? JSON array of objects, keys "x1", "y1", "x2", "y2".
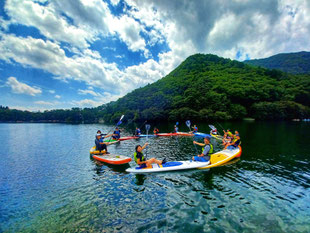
[
  {"x1": 134, "y1": 143, "x2": 166, "y2": 168},
  {"x1": 153, "y1": 127, "x2": 159, "y2": 135},
  {"x1": 135, "y1": 127, "x2": 141, "y2": 136},
  {"x1": 174, "y1": 125, "x2": 179, "y2": 133},
  {"x1": 192, "y1": 125, "x2": 198, "y2": 133},
  {"x1": 112, "y1": 127, "x2": 121, "y2": 140},
  {"x1": 192, "y1": 136, "x2": 213, "y2": 162},
  {"x1": 225, "y1": 131, "x2": 241, "y2": 149},
  {"x1": 95, "y1": 132, "x2": 112, "y2": 153}
]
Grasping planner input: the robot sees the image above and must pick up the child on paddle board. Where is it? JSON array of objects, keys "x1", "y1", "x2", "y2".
[
  {"x1": 153, "y1": 127, "x2": 159, "y2": 135},
  {"x1": 192, "y1": 125, "x2": 198, "y2": 133},
  {"x1": 95, "y1": 131, "x2": 113, "y2": 153},
  {"x1": 135, "y1": 127, "x2": 141, "y2": 136},
  {"x1": 225, "y1": 131, "x2": 241, "y2": 149},
  {"x1": 112, "y1": 127, "x2": 121, "y2": 140},
  {"x1": 192, "y1": 136, "x2": 213, "y2": 162},
  {"x1": 174, "y1": 125, "x2": 178, "y2": 133},
  {"x1": 134, "y1": 143, "x2": 166, "y2": 168}
]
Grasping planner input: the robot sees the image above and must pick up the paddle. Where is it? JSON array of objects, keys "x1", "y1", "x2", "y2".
[
  {"x1": 186, "y1": 120, "x2": 198, "y2": 154},
  {"x1": 105, "y1": 115, "x2": 124, "y2": 142},
  {"x1": 145, "y1": 124, "x2": 151, "y2": 157}
]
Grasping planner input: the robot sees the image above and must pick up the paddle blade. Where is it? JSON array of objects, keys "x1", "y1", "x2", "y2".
[
  {"x1": 145, "y1": 124, "x2": 151, "y2": 131},
  {"x1": 185, "y1": 120, "x2": 191, "y2": 128},
  {"x1": 116, "y1": 120, "x2": 122, "y2": 126},
  {"x1": 209, "y1": 125, "x2": 216, "y2": 130},
  {"x1": 176, "y1": 122, "x2": 179, "y2": 126}
]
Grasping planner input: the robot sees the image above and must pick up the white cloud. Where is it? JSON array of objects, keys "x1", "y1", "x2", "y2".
[
  {"x1": 49, "y1": 90, "x2": 55, "y2": 94},
  {"x1": 6, "y1": 77, "x2": 42, "y2": 96},
  {"x1": 71, "y1": 99, "x2": 99, "y2": 108},
  {"x1": 35, "y1": 101, "x2": 55, "y2": 106},
  {"x1": 110, "y1": 0, "x2": 120, "y2": 6},
  {"x1": 55, "y1": 95, "x2": 61, "y2": 99},
  {"x1": 78, "y1": 89, "x2": 101, "y2": 97}
]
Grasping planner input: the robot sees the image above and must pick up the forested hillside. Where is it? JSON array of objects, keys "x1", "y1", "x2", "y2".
[
  {"x1": 244, "y1": 51, "x2": 310, "y2": 74},
  {"x1": 1, "y1": 54, "x2": 309, "y2": 123},
  {"x1": 101, "y1": 54, "x2": 310, "y2": 122}
]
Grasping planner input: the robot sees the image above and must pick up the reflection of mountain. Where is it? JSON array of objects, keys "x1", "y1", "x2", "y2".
[{"x1": 244, "y1": 51, "x2": 310, "y2": 74}]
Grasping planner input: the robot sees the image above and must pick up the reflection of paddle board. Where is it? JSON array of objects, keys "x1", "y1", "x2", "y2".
[
  {"x1": 198, "y1": 146, "x2": 242, "y2": 169},
  {"x1": 126, "y1": 160, "x2": 210, "y2": 173}
]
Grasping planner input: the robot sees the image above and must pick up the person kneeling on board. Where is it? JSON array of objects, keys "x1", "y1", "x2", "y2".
[
  {"x1": 134, "y1": 143, "x2": 166, "y2": 168},
  {"x1": 225, "y1": 131, "x2": 241, "y2": 149},
  {"x1": 95, "y1": 130, "x2": 111, "y2": 153},
  {"x1": 192, "y1": 136, "x2": 213, "y2": 162}
]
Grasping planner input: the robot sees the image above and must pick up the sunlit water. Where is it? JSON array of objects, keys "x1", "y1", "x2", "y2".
[{"x1": 0, "y1": 122, "x2": 309, "y2": 232}]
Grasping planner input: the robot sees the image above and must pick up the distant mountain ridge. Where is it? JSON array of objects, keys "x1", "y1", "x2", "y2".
[
  {"x1": 244, "y1": 51, "x2": 310, "y2": 74},
  {"x1": 1, "y1": 53, "x2": 310, "y2": 122}
]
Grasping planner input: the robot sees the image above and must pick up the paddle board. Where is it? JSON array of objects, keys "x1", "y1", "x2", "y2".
[
  {"x1": 194, "y1": 132, "x2": 211, "y2": 137},
  {"x1": 126, "y1": 160, "x2": 210, "y2": 173},
  {"x1": 198, "y1": 146, "x2": 242, "y2": 169},
  {"x1": 92, "y1": 154, "x2": 132, "y2": 165},
  {"x1": 210, "y1": 133, "x2": 223, "y2": 140},
  {"x1": 138, "y1": 134, "x2": 158, "y2": 137},
  {"x1": 119, "y1": 136, "x2": 139, "y2": 141}
]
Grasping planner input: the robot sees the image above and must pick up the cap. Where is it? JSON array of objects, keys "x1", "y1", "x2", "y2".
[{"x1": 204, "y1": 136, "x2": 211, "y2": 140}]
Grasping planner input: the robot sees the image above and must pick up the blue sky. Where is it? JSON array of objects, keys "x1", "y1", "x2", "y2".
[{"x1": 0, "y1": 0, "x2": 310, "y2": 111}]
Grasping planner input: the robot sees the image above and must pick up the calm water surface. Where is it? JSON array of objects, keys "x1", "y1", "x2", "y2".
[{"x1": 0, "y1": 122, "x2": 309, "y2": 232}]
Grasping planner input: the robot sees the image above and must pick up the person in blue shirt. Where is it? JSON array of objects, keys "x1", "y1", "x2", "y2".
[
  {"x1": 95, "y1": 130, "x2": 113, "y2": 153},
  {"x1": 192, "y1": 136, "x2": 213, "y2": 162},
  {"x1": 192, "y1": 125, "x2": 198, "y2": 133},
  {"x1": 134, "y1": 127, "x2": 141, "y2": 136},
  {"x1": 112, "y1": 127, "x2": 121, "y2": 140},
  {"x1": 174, "y1": 125, "x2": 179, "y2": 133}
]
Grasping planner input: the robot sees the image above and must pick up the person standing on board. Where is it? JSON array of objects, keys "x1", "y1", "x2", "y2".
[{"x1": 192, "y1": 136, "x2": 213, "y2": 162}]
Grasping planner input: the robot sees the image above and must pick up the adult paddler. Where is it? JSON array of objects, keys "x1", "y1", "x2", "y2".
[{"x1": 192, "y1": 136, "x2": 213, "y2": 162}]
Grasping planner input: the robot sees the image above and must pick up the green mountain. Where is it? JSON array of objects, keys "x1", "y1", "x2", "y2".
[
  {"x1": 244, "y1": 51, "x2": 310, "y2": 74},
  {"x1": 1, "y1": 54, "x2": 310, "y2": 122},
  {"x1": 101, "y1": 54, "x2": 310, "y2": 122}
]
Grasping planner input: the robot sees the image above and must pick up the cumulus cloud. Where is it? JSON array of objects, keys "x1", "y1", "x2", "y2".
[
  {"x1": 126, "y1": 0, "x2": 310, "y2": 60},
  {"x1": 35, "y1": 101, "x2": 55, "y2": 106},
  {"x1": 55, "y1": 95, "x2": 61, "y2": 99},
  {"x1": 1, "y1": 0, "x2": 310, "y2": 110},
  {"x1": 6, "y1": 77, "x2": 42, "y2": 96}
]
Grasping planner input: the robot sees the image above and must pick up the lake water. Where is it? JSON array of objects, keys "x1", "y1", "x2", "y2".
[{"x1": 0, "y1": 121, "x2": 309, "y2": 232}]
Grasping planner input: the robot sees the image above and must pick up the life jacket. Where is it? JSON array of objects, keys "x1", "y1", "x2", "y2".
[
  {"x1": 232, "y1": 138, "x2": 241, "y2": 147},
  {"x1": 202, "y1": 143, "x2": 214, "y2": 156},
  {"x1": 134, "y1": 151, "x2": 145, "y2": 164}
]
